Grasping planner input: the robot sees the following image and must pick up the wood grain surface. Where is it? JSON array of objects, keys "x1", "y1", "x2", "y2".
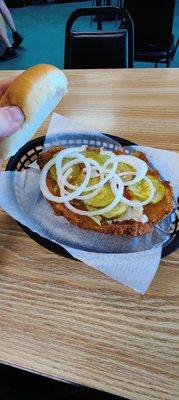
[{"x1": 0, "y1": 69, "x2": 179, "y2": 400}]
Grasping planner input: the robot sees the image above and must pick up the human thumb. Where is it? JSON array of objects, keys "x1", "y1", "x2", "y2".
[{"x1": 0, "y1": 106, "x2": 24, "y2": 138}]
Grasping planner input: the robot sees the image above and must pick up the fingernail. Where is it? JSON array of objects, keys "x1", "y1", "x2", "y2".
[{"x1": 8, "y1": 106, "x2": 24, "y2": 122}]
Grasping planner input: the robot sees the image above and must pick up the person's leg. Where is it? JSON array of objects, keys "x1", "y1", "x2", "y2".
[
  {"x1": 0, "y1": 1, "x2": 23, "y2": 48},
  {"x1": 0, "y1": 13, "x2": 11, "y2": 47},
  {"x1": 0, "y1": 0, "x2": 16, "y2": 32},
  {"x1": 0, "y1": 14, "x2": 17, "y2": 60}
]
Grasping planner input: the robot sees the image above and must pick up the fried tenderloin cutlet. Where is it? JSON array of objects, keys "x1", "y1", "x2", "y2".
[{"x1": 37, "y1": 146, "x2": 173, "y2": 236}]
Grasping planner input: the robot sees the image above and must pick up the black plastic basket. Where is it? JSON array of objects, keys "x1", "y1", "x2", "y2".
[{"x1": 6, "y1": 135, "x2": 179, "y2": 259}]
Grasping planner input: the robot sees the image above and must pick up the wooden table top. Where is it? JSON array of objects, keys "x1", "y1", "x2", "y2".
[{"x1": 0, "y1": 69, "x2": 179, "y2": 400}]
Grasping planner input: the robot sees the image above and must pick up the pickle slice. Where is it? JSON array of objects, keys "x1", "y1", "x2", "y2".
[
  {"x1": 90, "y1": 216, "x2": 102, "y2": 226},
  {"x1": 50, "y1": 165, "x2": 57, "y2": 181},
  {"x1": 128, "y1": 179, "x2": 151, "y2": 201},
  {"x1": 86, "y1": 206, "x2": 102, "y2": 226},
  {"x1": 51, "y1": 184, "x2": 59, "y2": 194},
  {"x1": 128, "y1": 176, "x2": 166, "y2": 204},
  {"x1": 148, "y1": 176, "x2": 166, "y2": 204},
  {"x1": 50, "y1": 162, "x2": 80, "y2": 184},
  {"x1": 85, "y1": 182, "x2": 114, "y2": 208},
  {"x1": 102, "y1": 202, "x2": 128, "y2": 219},
  {"x1": 83, "y1": 151, "x2": 109, "y2": 165},
  {"x1": 117, "y1": 162, "x2": 135, "y2": 182}
]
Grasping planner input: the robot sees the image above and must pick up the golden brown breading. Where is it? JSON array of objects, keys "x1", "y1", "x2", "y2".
[
  {"x1": 144, "y1": 182, "x2": 173, "y2": 224},
  {"x1": 37, "y1": 146, "x2": 173, "y2": 236}
]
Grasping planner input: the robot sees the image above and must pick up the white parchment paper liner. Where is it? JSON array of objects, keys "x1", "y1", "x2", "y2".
[{"x1": 0, "y1": 113, "x2": 178, "y2": 293}]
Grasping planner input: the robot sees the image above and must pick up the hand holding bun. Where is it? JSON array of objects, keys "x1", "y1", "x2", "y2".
[
  {"x1": 0, "y1": 106, "x2": 24, "y2": 138},
  {"x1": 0, "y1": 64, "x2": 68, "y2": 160}
]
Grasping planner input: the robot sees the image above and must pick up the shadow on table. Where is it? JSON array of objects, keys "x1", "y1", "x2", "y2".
[{"x1": 0, "y1": 364, "x2": 127, "y2": 400}]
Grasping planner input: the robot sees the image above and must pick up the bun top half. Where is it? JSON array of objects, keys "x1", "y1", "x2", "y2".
[
  {"x1": 0, "y1": 64, "x2": 68, "y2": 160},
  {"x1": 0, "y1": 64, "x2": 68, "y2": 121}
]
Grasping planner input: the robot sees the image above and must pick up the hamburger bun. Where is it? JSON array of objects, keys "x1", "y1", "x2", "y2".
[{"x1": 0, "y1": 64, "x2": 68, "y2": 159}]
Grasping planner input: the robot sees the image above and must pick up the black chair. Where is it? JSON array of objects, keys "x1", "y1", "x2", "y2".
[
  {"x1": 90, "y1": 0, "x2": 123, "y2": 26},
  {"x1": 124, "y1": 0, "x2": 179, "y2": 67},
  {"x1": 64, "y1": 6, "x2": 134, "y2": 69}
]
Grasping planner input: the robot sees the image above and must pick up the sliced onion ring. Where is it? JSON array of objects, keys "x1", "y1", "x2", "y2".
[
  {"x1": 60, "y1": 158, "x2": 104, "y2": 191},
  {"x1": 116, "y1": 155, "x2": 148, "y2": 186},
  {"x1": 59, "y1": 158, "x2": 106, "y2": 201},
  {"x1": 83, "y1": 155, "x2": 118, "y2": 192},
  {"x1": 56, "y1": 154, "x2": 91, "y2": 202},
  {"x1": 65, "y1": 174, "x2": 124, "y2": 216},
  {"x1": 40, "y1": 154, "x2": 91, "y2": 203},
  {"x1": 62, "y1": 154, "x2": 118, "y2": 194},
  {"x1": 62, "y1": 166, "x2": 104, "y2": 201}
]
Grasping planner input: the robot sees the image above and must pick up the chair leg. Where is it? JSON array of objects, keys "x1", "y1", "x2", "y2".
[
  {"x1": 90, "y1": 0, "x2": 95, "y2": 27},
  {"x1": 97, "y1": 18, "x2": 102, "y2": 30},
  {"x1": 115, "y1": 0, "x2": 120, "y2": 26},
  {"x1": 165, "y1": 37, "x2": 179, "y2": 67},
  {"x1": 94, "y1": 0, "x2": 102, "y2": 30},
  {"x1": 155, "y1": 61, "x2": 158, "y2": 68},
  {"x1": 172, "y1": 38, "x2": 179, "y2": 60},
  {"x1": 90, "y1": 15, "x2": 93, "y2": 27},
  {"x1": 166, "y1": 52, "x2": 171, "y2": 68}
]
